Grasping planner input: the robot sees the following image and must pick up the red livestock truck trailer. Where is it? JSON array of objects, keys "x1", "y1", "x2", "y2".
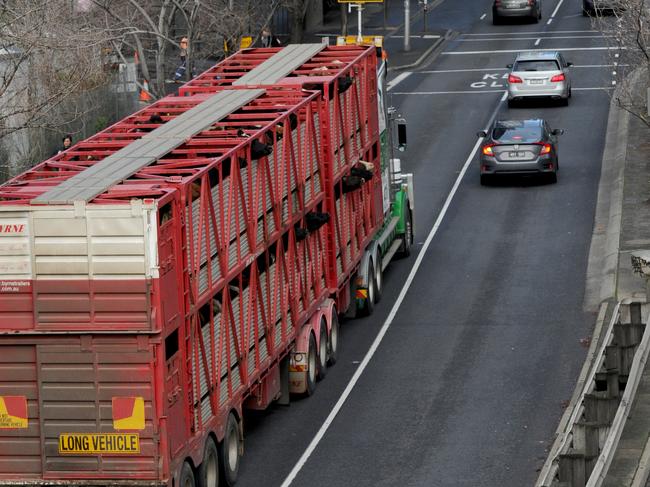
[{"x1": 0, "y1": 43, "x2": 414, "y2": 487}]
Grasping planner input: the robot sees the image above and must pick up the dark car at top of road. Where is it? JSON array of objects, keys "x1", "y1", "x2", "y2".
[
  {"x1": 493, "y1": 0, "x2": 542, "y2": 24},
  {"x1": 478, "y1": 119, "x2": 564, "y2": 185}
]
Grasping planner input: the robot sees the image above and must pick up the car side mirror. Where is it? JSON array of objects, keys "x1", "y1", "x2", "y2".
[
  {"x1": 566, "y1": 62, "x2": 573, "y2": 67},
  {"x1": 551, "y1": 129, "x2": 564, "y2": 136},
  {"x1": 477, "y1": 130, "x2": 488, "y2": 138},
  {"x1": 397, "y1": 120, "x2": 407, "y2": 152},
  {"x1": 506, "y1": 64, "x2": 513, "y2": 69}
]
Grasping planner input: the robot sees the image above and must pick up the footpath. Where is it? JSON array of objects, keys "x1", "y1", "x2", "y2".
[
  {"x1": 304, "y1": 0, "x2": 447, "y2": 71},
  {"x1": 592, "y1": 76, "x2": 650, "y2": 486}
]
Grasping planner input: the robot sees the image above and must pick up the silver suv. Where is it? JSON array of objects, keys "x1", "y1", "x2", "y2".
[{"x1": 506, "y1": 51, "x2": 573, "y2": 107}]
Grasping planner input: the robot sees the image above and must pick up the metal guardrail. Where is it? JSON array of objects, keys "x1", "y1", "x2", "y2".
[{"x1": 536, "y1": 300, "x2": 650, "y2": 487}]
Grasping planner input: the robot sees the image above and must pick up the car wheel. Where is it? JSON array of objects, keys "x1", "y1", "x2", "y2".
[
  {"x1": 492, "y1": 10, "x2": 500, "y2": 24},
  {"x1": 480, "y1": 174, "x2": 492, "y2": 186},
  {"x1": 560, "y1": 97, "x2": 569, "y2": 107},
  {"x1": 547, "y1": 172, "x2": 558, "y2": 184},
  {"x1": 507, "y1": 99, "x2": 516, "y2": 108},
  {"x1": 568, "y1": 86, "x2": 572, "y2": 98}
]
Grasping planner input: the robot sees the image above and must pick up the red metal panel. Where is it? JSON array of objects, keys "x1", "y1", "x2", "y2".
[{"x1": 0, "y1": 346, "x2": 41, "y2": 477}]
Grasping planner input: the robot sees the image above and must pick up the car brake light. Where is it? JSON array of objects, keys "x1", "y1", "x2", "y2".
[
  {"x1": 495, "y1": 0, "x2": 501, "y2": 5},
  {"x1": 482, "y1": 144, "x2": 495, "y2": 156},
  {"x1": 527, "y1": 0, "x2": 534, "y2": 5},
  {"x1": 550, "y1": 73, "x2": 565, "y2": 82},
  {"x1": 508, "y1": 74, "x2": 523, "y2": 84},
  {"x1": 539, "y1": 143, "x2": 552, "y2": 154}
]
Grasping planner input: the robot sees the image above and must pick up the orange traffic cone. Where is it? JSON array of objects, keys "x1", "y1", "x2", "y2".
[{"x1": 139, "y1": 80, "x2": 152, "y2": 102}]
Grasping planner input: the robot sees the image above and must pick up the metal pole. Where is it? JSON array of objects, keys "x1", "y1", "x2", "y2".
[
  {"x1": 423, "y1": 0, "x2": 428, "y2": 33},
  {"x1": 404, "y1": 0, "x2": 411, "y2": 51},
  {"x1": 357, "y1": 4, "x2": 363, "y2": 43}
]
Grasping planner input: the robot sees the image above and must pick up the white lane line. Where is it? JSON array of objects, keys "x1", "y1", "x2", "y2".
[
  {"x1": 550, "y1": 0, "x2": 566, "y2": 18},
  {"x1": 480, "y1": 13, "x2": 487, "y2": 19},
  {"x1": 391, "y1": 35, "x2": 441, "y2": 39},
  {"x1": 416, "y1": 64, "x2": 626, "y2": 74},
  {"x1": 387, "y1": 72, "x2": 413, "y2": 91},
  {"x1": 534, "y1": 38, "x2": 541, "y2": 46},
  {"x1": 547, "y1": 18, "x2": 553, "y2": 24},
  {"x1": 391, "y1": 87, "x2": 613, "y2": 95},
  {"x1": 458, "y1": 35, "x2": 607, "y2": 41},
  {"x1": 462, "y1": 29, "x2": 597, "y2": 35},
  {"x1": 442, "y1": 46, "x2": 624, "y2": 54},
  {"x1": 279, "y1": 89, "x2": 510, "y2": 487}
]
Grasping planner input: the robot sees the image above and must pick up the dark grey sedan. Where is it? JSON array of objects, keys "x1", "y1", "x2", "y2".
[
  {"x1": 493, "y1": 0, "x2": 542, "y2": 23},
  {"x1": 477, "y1": 119, "x2": 563, "y2": 185}
]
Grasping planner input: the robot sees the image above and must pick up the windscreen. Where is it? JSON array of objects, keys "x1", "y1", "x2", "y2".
[
  {"x1": 513, "y1": 60, "x2": 560, "y2": 71},
  {"x1": 492, "y1": 122, "x2": 542, "y2": 143}
]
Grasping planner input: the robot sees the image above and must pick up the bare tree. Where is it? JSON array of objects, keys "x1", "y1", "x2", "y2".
[
  {"x1": 594, "y1": 0, "x2": 650, "y2": 127},
  {"x1": 0, "y1": 1, "x2": 110, "y2": 139},
  {"x1": 0, "y1": 1, "x2": 113, "y2": 178}
]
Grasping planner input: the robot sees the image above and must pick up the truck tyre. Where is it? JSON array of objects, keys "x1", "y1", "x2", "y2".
[
  {"x1": 327, "y1": 313, "x2": 340, "y2": 366},
  {"x1": 398, "y1": 210, "x2": 413, "y2": 258},
  {"x1": 373, "y1": 256, "x2": 382, "y2": 303},
  {"x1": 317, "y1": 321, "x2": 328, "y2": 380},
  {"x1": 198, "y1": 437, "x2": 219, "y2": 487},
  {"x1": 362, "y1": 261, "x2": 376, "y2": 316},
  {"x1": 219, "y1": 414, "x2": 241, "y2": 486},
  {"x1": 306, "y1": 333, "x2": 318, "y2": 396},
  {"x1": 180, "y1": 461, "x2": 196, "y2": 487},
  {"x1": 305, "y1": 333, "x2": 318, "y2": 396}
]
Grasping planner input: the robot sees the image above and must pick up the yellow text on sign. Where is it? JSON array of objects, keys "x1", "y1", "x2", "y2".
[{"x1": 58, "y1": 434, "x2": 140, "y2": 455}]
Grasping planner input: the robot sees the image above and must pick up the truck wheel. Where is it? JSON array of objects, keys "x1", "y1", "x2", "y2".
[
  {"x1": 306, "y1": 333, "x2": 318, "y2": 396},
  {"x1": 180, "y1": 461, "x2": 196, "y2": 487},
  {"x1": 317, "y1": 321, "x2": 328, "y2": 380},
  {"x1": 198, "y1": 437, "x2": 219, "y2": 487},
  {"x1": 219, "y1": 414, "x2": 240, "y2": 486},
  {"x1": 398, "y1": 211, "x2": 413, "y2": 258},
  {"x1": 327, "y1": 313, "x2": 340, "y2": 366},
  {"x1": 362, "y1": 261, "x2": 376, "y2": 316},
  {"x1": 373, "y1": 256, "x2": 382, "y2": 303}
]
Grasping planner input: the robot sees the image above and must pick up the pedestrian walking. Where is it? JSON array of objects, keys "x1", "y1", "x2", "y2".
[
  {"x1": 173, "y1": 37, "x2": 189, "y2": 81},
  {"x1": 56, "y1": 135, "x2": 73, "y2": 155},
  {"x1": 259, "y1": 27, "x2": 282, "y2": 48}
]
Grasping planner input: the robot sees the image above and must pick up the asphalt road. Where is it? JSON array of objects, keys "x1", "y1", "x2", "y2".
[{"x1": 234, "y1": 1, "x2": 614, "y2": 486}]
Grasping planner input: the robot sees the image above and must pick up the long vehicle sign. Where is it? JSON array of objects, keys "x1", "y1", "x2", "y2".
[{"x1": 59, "y1": 433, "x2": 140, "y2": 454}]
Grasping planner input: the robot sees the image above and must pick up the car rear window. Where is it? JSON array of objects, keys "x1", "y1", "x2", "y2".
[
  {"x1": 513, "y1": 60, "x2": 560, "y2": 71},
  {"x1": 492, "y1": 123, "x2": 542, "y2": 143}
]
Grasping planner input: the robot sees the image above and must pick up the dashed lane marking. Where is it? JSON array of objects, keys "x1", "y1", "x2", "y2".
[
  {"x1": 442, "y1": 46, "x2": 624, "y2": 54},
  {"x1": 480, "y1": 13, "x2": 487, "y2": 19},
  {"x1": 550, "y1": 0, "x2": 566, "y2": 18},
  {"x1": 387, "y1": 72, "x2": 413, "y2": 91},
  {"x1": 391, "y1": 87, "x2": 613, "y2": 95},
  {"x1": 462, "y1": 29, "x2": 597, "y2": 35},
  {"x1": 416, "y1": 64, "x2": 625, "y2": 74},
  {"x1": 458, "y1": 35, "x2": 608, "y2": 41},
  {"x1": 534, "y1": 38, "x2": 541, "y2": 46}
]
